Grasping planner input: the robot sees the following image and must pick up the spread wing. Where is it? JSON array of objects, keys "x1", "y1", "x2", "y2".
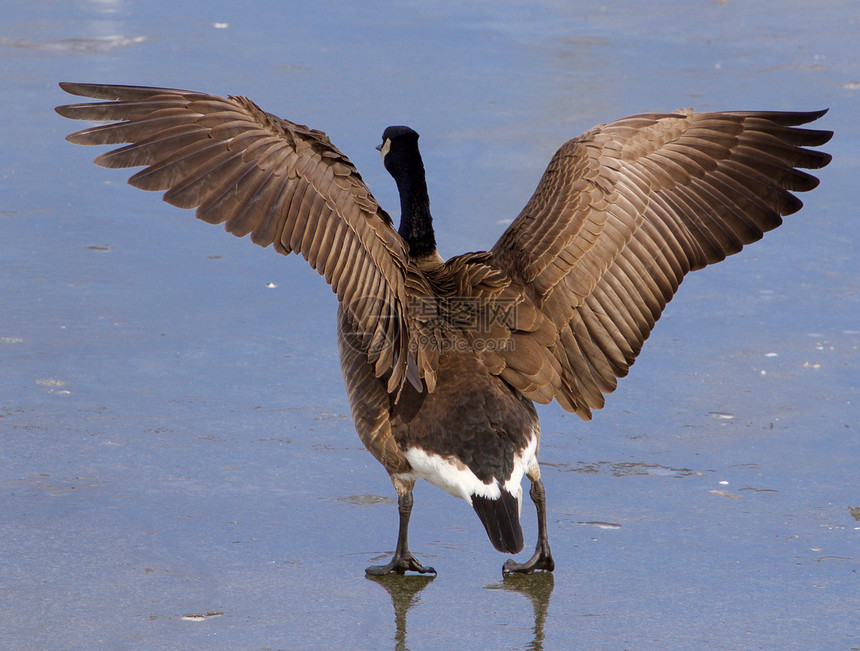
[
  {"x1": 488, "y1": 109, "x2": 832, "y2": 419},
  {"x1": 56, "y1": 82, "x2": 437, "y2": 394}
]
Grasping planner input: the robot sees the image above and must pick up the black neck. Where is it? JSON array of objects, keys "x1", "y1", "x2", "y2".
[
  {"x1": 395, "y1": 166, "x2": 436, "y2": 258},
  {"x1": 381, "y1": 128, "x2": 437, "y2": 259}
]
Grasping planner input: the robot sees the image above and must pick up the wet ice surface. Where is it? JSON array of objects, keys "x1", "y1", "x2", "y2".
[{"x1": 2, "y1": 0, "x2": 858, "y2": 649}]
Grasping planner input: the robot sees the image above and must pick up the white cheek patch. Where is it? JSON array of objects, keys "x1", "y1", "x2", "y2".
[
  {"x1": 379, "y1": 138, "x2": 391, "y2": 160},
  {"x1": 401, "y1": 429, "x2": 538, "y2": 515}
]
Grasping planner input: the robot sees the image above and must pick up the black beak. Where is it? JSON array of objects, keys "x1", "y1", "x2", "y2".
[{"x1": 375, "y1": 143, "x2": 383, "y2": 151}]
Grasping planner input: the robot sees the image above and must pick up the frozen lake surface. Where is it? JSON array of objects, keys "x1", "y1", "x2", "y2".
[{"x1": 2, "y1": 1, "x2": 857, "y2": 649}]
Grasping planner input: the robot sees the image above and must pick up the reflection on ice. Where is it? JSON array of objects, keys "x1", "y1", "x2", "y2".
[
  {"x1": 0, "y1": 35, "x2": 145, "y2": 53},
  {"x1": 542, "y1": 460, "x2": 701, "y2": 478},
  {"x1": 88, "y1": 0, "x2": 124, "y2": 14},
  {"x1": 486, "y1": 573, "x2": 554, "y2": 651},
  {"x1": 181, "y1": 611, "x2": 225, "y2": 622},
  {"x1": 576, "y1": 521, "x2": 622, "y2": 529},
  {"x1": 367, "y1": 574, "x2": 435, "y2": 651}
]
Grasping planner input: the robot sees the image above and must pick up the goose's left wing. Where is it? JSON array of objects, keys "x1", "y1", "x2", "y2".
[{"x1": 56, "y1": 83, "x2": 437, "y2": 394}]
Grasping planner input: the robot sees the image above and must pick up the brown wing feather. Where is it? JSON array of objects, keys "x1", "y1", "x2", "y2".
[
  {"x1": 337, "y1": 306, "x2": 409, "y2": 474},
  {"x1": 489, "y1": 109, "x2": 832, "y2": 419},
  {"x1": 56, "y1": 82, "x2": 437, "y2": 393}
]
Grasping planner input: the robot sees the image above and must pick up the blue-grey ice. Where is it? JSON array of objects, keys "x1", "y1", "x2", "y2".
[{"x1": 1, "y1": 1, "x2": 857, "y2": 649}]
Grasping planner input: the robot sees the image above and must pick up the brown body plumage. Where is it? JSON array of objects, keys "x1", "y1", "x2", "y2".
[{"x1": 56, "y1": 83, "x2": 831, "y2": 576}]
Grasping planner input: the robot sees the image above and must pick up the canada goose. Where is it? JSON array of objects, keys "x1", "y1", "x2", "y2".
[{"x1": 56, "y1": 83, "x2": 832, "y2": 576}]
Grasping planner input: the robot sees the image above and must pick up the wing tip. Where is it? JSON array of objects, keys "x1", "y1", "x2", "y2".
[{"x1": 57, "y1": 81, "x2": 107, "y2": 99}]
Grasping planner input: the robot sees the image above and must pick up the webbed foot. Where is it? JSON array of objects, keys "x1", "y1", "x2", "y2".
[
  {"x1": 502, "y1": 541, "x2": 554, "y2": 575},
  {"x1": 366, "y1": 551, "x2": 436, "y2": 576}
]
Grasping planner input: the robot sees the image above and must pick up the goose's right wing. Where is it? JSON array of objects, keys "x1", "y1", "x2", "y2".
[
  {"x1": 487, "y1": 109, "x2": 832, "y2": 418},
  {"x1": 56, "y1": 83, "x2": 437, "y2": 393}
]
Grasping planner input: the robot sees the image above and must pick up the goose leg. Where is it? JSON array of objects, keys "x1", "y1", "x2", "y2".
[
  {"x1": 366, "y1": 490, "x2": 436, "y2": 576},
  {"x1": 502, "y1": 476, "x2": 555, "y2": 575}
]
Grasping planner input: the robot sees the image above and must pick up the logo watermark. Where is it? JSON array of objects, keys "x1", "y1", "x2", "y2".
[{"x1": 340, "y1": 294, "x2": 520, "y2": 356}]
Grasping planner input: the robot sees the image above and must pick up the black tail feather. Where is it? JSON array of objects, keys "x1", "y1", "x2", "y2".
[{"x1": 472, "y1": 489, "x2": 524, "y2": 554}]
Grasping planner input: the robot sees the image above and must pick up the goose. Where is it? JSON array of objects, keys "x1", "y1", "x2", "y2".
[{"x1": 55, "y1": 83, "x2": 832, "y2": 576}]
